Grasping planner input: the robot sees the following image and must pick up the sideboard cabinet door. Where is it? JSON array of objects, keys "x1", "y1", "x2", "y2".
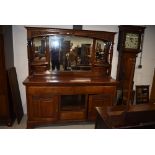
[
  {"x1": 88, "y1": 94, "x2": 114, "y2": 121},
  {"x1": 28, "y1": 94, "x2": 59, "y2": 121}
]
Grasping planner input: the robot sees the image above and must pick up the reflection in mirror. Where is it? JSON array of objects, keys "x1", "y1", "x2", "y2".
[
  {"x1": 95, "y1": 40, "x2": 112, "y2": 65},
  {"x1": 33, "y1": 37, "x2": 46, "y2": 62},
  {"x1": 49, "y1": 35, "x2": 93, "y2": 71}
]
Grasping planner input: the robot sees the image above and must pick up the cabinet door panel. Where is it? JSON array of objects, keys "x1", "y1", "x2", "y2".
[
  {"x1": 150, "y1": 69, "x2": 155, "y2": 103},
  {"x1": 88, "y1": 94, "x2": 113, "y2": 121},
  {"x1": 28, "y1": 94, "x2": 59, "y2": 120}
]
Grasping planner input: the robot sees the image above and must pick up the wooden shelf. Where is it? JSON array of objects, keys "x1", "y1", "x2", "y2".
[
  {"x1": 60, "y1": 95, "x2": 86, "y2": 111},
  {"x1": 61, "y1": 105, "x2": 85, "y2": 111}
]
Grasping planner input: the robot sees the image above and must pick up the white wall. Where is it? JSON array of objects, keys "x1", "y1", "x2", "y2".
[
  {"x1": 12, "y1": 25, "x2": 155, "y2": 114},
  {"x1": 12, "y1": 26, "x2": 27, "y2": 113},
  {"x1": 134, "y1": 26, "x2": 155, "y2": 88}
]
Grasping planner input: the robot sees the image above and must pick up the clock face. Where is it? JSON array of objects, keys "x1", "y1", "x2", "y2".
[{"x1": 125, "y1": 33, "x2": 139, "y2": 49}]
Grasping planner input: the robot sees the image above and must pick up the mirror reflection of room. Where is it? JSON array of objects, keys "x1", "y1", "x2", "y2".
[
  {"x1": 32, "y1": 35, "x2": 112, "y2": 72},
  {"x1": 95, "y1": 40, "x2": 111, "y2": 65},
  {"x1": 33, "y1": 37, "x2": 46, "y2": 62},
  {"x1": 49, "y1": 35, "x2": 93, "y2": 71}
]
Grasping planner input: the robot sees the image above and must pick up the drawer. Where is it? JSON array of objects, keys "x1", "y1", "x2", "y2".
[
  {"x1": 60, "y1": 111, "x2": 86, "y2": 121},
  {"x1": 27, "y1": 86, "x2": 116, "y2": 95}
]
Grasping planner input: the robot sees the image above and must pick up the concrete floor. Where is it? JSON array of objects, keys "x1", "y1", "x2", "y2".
[{"x1": 0, "y1": 115, "x2": 95, "y2": 129}]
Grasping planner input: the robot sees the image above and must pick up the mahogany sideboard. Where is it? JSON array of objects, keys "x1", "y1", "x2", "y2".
[
  {"x1": 23, "y1": 75, "x2": 117, "y2": 128},
  {"x1": 23, "y1": 27, "x2": 117, "y2": 128}
]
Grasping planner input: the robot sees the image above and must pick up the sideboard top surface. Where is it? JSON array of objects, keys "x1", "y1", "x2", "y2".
[{"x1": 23, "y1": 74, "x2": 118, "y2": 86}]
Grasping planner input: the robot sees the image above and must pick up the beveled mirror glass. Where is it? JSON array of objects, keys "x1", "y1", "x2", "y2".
[
  {"x1": 32, "y1": 35, "x2": 112, "y2": 72},
  {"x1": 33, "y1": 37, "x2": 47, "y2": 62},
  {"x1": 49, "y1": 35, "x2": 93, "y2": 71},
  {"x1": 95, "y1": 39, "x2": 112, "y2": 65}
]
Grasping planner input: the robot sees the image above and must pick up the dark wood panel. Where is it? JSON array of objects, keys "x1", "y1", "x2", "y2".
[
  {"x1": 0, "y1": 35, "x2": 7, "y2": 94},
  {"x1": 0, "y1": 35, "x2": 5, "y2": 68},
  {"x1": 0, "y1": 94, "x2": 8, "y2": 117},
  {"x1": 28, "y1": 95, "x2": 58, "y2": 120},
  {"x1": 0, "y1": 28, "x2": 15, "y2": 126},
  {"x1": 88, "y1": 94, "x2": 114, "y2": 121},
  {"x1": 0, "y1": 71, "x2": 7, "y2": 94},
  {"x1": 95, "y1": 104, "x2": 155, "y2": 129},
  {"x1": 150, "y1": 69, "x2": 155, "y2": 103},
  {"x1": 7, "y1": 67, "x2": 24, "y2": 124}
]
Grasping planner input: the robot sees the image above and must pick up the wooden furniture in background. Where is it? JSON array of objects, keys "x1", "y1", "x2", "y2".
[
  {"x1": 117, "y1": 26, "x2": 145, "y2": 105},
  {"x1": 95, "y1": 104, "x2": 155, "y2": 129},
  {"x1": 7, "y1": 67, "x2": 24, "y2": 123},
  {"x1": 136, "y1": 85, "x2": 149, "y2": 104},
  {"x1": 23, "y1": 27, "x2": 118, "y2": 128},
  {"x1": 150, "y1": 69, "x2": 155, "y2": 103},
  {"x1": 0, "y1": 26, "x2": 15, "y2": 126}
]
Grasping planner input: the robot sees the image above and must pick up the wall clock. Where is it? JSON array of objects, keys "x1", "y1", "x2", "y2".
[{"x1": 125, "y1": 33, "x2": 139, "y2": 49}]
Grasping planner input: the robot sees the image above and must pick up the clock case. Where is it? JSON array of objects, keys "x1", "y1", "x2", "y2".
[{"x1": 117, "y1": 25, "x2": 145, "y2": 105}]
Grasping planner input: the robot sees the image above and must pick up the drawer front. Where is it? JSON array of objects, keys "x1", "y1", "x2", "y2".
[
  {"x1": 27, "y1": 86, "x2": 116, "y2": 95},
  {"x1": 28, "y1": 94, "x2": 59, "y2": 121}
]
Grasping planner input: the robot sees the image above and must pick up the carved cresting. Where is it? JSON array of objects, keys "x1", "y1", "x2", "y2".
[{"x1": 31, "y1": 31, "x2": 56, "y2": 37}]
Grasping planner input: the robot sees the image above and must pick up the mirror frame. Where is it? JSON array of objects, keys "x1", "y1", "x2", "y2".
[{"x1": 26, "y1": 27, "x2": 116, "y2": 77}]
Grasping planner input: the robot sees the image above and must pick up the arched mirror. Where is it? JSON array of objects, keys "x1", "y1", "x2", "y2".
[{"x1": 27, "y1": 27, "x2": 115, "y2": 76}]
